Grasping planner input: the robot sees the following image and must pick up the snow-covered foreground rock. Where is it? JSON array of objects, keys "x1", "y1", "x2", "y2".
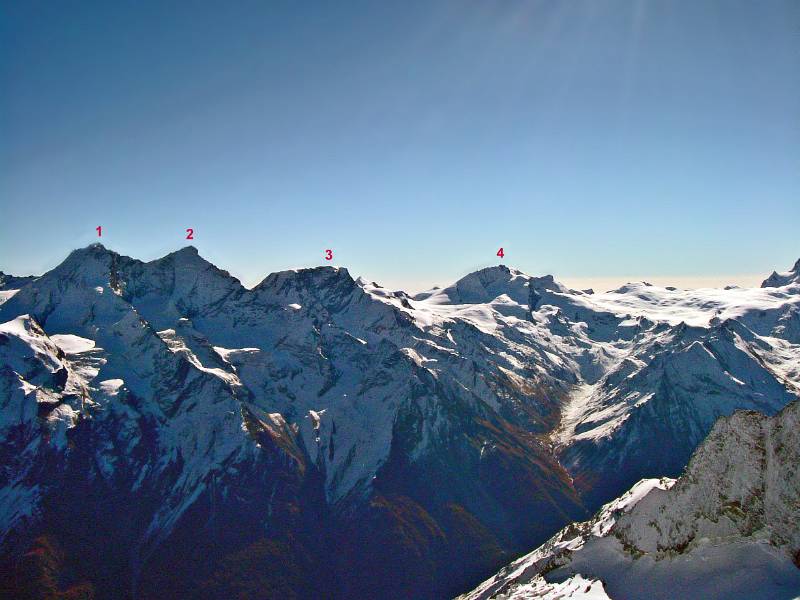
[
  {"x1": 460, "y1": 401, "x2": 800, "y2": 600},
  {"x1": 459, "y1": 400, "x2": 800, "y2": 600},
  {"x1": 0, "y1": 245, "x2": 798, "y2": 598}
]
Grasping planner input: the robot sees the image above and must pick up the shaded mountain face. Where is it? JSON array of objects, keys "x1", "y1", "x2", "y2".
[
  {"x1": 460, "y1": 400, "x2": 800, "y2": 600},
  {"x1": 0, "y1": 247, "x2": 798, "y2": 599},
  {"x1": 0, "y1": 272, "x2": 36, "y2": 291}
]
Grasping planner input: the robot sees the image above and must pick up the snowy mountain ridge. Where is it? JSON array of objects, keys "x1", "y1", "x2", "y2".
[
  {"x1": 762, "y1": 258, "x2": 800, "y2": 289},
  {"x1": 0, "y1": 245, "x2": 798, "y2": 598},
  {"x1": 460, "y1": 399, "x2": 800, "y2": 600}
]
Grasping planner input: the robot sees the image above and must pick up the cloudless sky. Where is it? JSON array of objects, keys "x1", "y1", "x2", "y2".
[{"x1": 1, "y1": 1, "x2": 798, "y2": 291}]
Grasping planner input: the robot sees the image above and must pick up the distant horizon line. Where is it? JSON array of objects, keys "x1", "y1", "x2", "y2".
[{"x1": 2, "y1": 242, "x2": 793, "y2": 295}]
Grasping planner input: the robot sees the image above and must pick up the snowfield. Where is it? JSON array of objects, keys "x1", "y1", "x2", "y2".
[{"x1": 50, "y1": 333, "x2": 96, "y2": 354}]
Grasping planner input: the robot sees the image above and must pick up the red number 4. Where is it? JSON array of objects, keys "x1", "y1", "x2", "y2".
[
  {"x1": 325, "y1": 249, "x2": 333, "y2": 261},
  {"x1": 186, "y1": 228, "x2": 194, "y2": 240},
  {"x1": 497, "y1": 247, "x2": 504, "y2": 259}
]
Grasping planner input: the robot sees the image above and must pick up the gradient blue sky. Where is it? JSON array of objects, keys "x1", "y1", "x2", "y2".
[{"x1": 2, "y1": 1, "x2": 798, "y2": 291}]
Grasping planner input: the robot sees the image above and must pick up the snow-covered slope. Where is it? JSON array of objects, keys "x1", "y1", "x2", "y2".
[
  {"x1": 1, "y1": 247, "x2": 798, "y2": 599},
  {"x1": 459, "y1": 400, "x2": 800, "y2": 600}
]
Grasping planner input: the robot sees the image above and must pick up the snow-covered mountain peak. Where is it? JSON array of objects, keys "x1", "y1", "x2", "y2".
[
  {"x1": 253, "y1": 266, "x2": 357, "y2": 311},
  {"x1": 761, "y1": 257, "x2": 800, "y2": 288},
  {"x1": 415, "y1": 265, "x2": 533, "y2": 306},
  {"x1": 60, "y1": 242, "x2": 132, "y2": 272},
  {"x1": 0, "y1": 246, "x2": 142, "y2": 334},
  {"x1": 145, "y1": 245, "x2": 235, "y2": 277},
  {"x1": 169, "y1": 244, "x2": 200, "y2": 257},
  {"x1": 150, "y1": 246, "x2": 238, "y2": 279},
  {"x1": 55, "y1": 243, "x2": 123, "y2": 281},
  {"x1": 125, "y1": 246, "x2": 245, "y2": 324},
  {"x1": 77, "y1": 241, "x2": 109, "y2": 253},
  {"x1": 255, "y1": 265, "x2": 352, "y2": 289}
]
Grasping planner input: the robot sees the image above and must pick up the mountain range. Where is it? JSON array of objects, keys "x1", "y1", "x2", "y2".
[{"x1": 0, "y1": 245, "x2": 798, "y2": 599}]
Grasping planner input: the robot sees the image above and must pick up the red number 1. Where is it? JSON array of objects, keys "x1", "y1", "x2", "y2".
[
  {"x1": 497, "y1": 247, "x2": 504, "y2": 259},
  {"x1": 325, "y1": 249, "x2": 333, "y2": 261},
  {"x1": 96, "y1": 226, "x2": 102, "y2": 237},
  {"x1": 186, "y1": 228, "x2": 194, "y2": 240}
]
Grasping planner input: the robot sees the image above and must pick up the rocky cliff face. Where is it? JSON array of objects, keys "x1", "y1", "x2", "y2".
[{"x1": 460, "y1": 400, "x2": 800, "y2": 600}]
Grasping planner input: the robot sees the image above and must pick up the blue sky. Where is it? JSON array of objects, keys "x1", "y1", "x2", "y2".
[{"x1": 1, "y1": 1, "x2": 798, "y2": 291}]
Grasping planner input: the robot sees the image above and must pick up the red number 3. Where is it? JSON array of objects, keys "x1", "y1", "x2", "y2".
[
  {"x1": 325, "y1": 249, "x2": 333, "y2": 261},
  {"x1": 497, "y1": 247, "x2": 504, "y2": 259},
  {"x1": 186, "y1": 228, "x2": 194, "y2": 240}
]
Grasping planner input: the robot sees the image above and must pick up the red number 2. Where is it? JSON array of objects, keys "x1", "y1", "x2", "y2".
[
  {"x1": 96, "y1": 226, "x2": 102, "y2": 237},
  {"x1": 325, "y1": 249, "x2": 333, "y2": 261},
  {"x1": 497, "y1": 247, "x2": 504, "y2": 259},
  {"x1": 186, "y1": 228, "x2": 194, "y2": 240}
]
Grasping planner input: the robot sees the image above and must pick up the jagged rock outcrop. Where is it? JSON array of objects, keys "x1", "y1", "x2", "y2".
[{"x1": 461, "y1": 400, "x2": 800, "y2": 600}]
